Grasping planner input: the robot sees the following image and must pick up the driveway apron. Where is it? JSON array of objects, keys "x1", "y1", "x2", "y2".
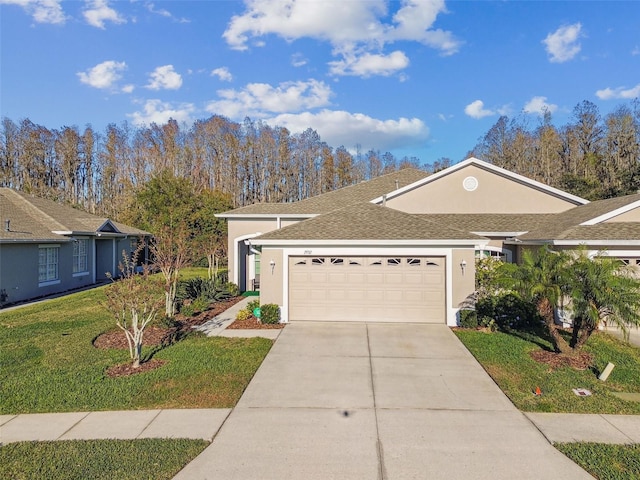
[{"x1": 174, "y1": 322, "x2": 591, "y2": 480}]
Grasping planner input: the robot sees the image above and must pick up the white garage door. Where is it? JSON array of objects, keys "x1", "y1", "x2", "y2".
[{"x1": 289, "y1": 256, "x2": 445, "y2": 323}]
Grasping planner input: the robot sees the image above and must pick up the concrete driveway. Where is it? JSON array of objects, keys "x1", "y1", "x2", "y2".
[{"x1": 175, "y1": 323, "x2": 591, "y2": 479}]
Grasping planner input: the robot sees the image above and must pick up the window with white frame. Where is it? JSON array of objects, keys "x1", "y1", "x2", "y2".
[
  {"x1": 39, "y1": 246, "x2": 59, "y2": 283},
  {"x1": 475, "y1": 249, "x2": 509, "y2": 261},
  {"x1": 73, "y1": 239, "x2": 89, "y2": 273}
]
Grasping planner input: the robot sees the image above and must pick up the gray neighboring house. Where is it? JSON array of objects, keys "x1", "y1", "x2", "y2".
[
  {"x1": 219, "y1": 157, "x2": 640, "y2": 325},
  {"x1": 0, "y1": 188, "x2": 150, "y2": 307}
]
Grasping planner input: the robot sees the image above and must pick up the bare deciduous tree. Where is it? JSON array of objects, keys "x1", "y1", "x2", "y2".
[{"x1": 104, "y1": 247, "x2": 164, "y2": 368}]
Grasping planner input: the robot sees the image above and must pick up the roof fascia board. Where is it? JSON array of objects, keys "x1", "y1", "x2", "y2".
[
  {"x1": 505, "y1": 238, "x2": 640, "y2": 246},
  {"x1": 0, "y1": 238, "x2": 71, "y2": 244},
  {"x1": 580, "y1": 199, "x2": 640, "y2": 225},
  {"x1": 471, "y1": 231, "x2": 529, "y2": 237},
  {"x1": 252, "y1": 239, "x2": 487, "y2": 247},
  {"x1": 216, "y1": 213, "x2": 317, "y2": 219},
  {"x1": 552, "y1": 240, "x2": 640, "y2": 246},
  {"x1": 370, "y1": 157, "x2": 589, "y2": 205}
]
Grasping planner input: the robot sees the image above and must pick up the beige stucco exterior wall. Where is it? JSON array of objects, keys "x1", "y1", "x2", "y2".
[
  {"x1": 258, "y1": 248, "x2": 284, "y2": 306},
  {"x1": 227, "y1": 218, "x2": 279, "y2": 288},
  {"x1": 605, "y1": 207, "x2": 640, "y2": 222},
  {"x1": 386, "y1": 165, "x2": 578, "y2": 214},
  {"x1": 452, "y1": 248, "x2": 476, "y2": 309}
]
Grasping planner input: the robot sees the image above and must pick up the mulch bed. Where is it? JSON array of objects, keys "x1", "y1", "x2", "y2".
[
  {"x1": 94, "y1": 296, "x2": 246, "y2": 377},
  {"x1": 530, "y1": 349, "x2": 594, "y2": 370},
  {"x1": 105, "y1": 359, "x2": 167, "y2": 378},
  {"x1": 227, "y1": 316, "x2": 285, "y2": 330}
]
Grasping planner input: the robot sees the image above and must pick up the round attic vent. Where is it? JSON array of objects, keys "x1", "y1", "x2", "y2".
[{"x1": 463, "y1": 176, "x2": 478, "y2": 191}]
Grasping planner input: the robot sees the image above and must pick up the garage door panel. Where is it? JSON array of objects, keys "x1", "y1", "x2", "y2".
[
  {"x1": 328, "y1": 289, "x2": 346, "y2": 300},
  {"x1": 329, "y1": 273, "x2": 347, "y2": 283},
  {"x1": 348, "y1": 290, "x2": 366, "y2": 301},
  {"x1": 289, "y1": 256, "x2": 445, "y2": 323},
  {"x1": 385, "y1": 273, "x2": 403, "y2": 284},
  {"x1": 385, "y1": 290, "x2": 403, "y2": 302}
]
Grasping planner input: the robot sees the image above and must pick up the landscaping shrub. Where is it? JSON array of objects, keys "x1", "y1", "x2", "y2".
[
  {"x1": 222, "y1": 282, "x2": 239, "y2": 297},
  {"x1": 179, "y1": 303, "x2": 196, "y2": 317},
  {"x1": 459, "y1": 309, "x2": 478, "y2": 328},
  {"x1": 260, "y1": 304, "x2": 280, "y2": 324},
  {"x1": 177, "y1": 278, "x2": 238, "y2": 304},
  {"x1": 476, "y1": 292, "x2": 539, "y2": 330},
  {"x1": 177, "y1": 277, "x2": 206, "y2": 302},
  {"x1": 191, "y1": 296, "x2": 210, "y2": 313},
  {"x1": 246, "y1": 299, "x2": 260, "y2": 314},
  {"x1": 235, "y1": 309, "x2": 252, "y2": 321}
]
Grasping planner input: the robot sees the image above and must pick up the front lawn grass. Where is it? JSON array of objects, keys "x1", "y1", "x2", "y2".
[
  {"x1": 454, "y1": 328, "x2": 640, "y2": 414},
  {"x1": 555, "y1": 443, "x2": 640, "y2": 480},
  {"x1": 0, "y1": 438, "x2": 208, "y2": 480},
  {"x1": 0, "y1": 287, "x2": 272, "y2": 414}
]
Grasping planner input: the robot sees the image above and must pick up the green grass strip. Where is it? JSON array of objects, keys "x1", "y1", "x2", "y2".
[
  {"x1": 454, "y1": 328, "x2": 640, "y2": 414},
  {"x1": 555, "y1": 443, "x2": 640, "y2": 480},
  {"x1": 0, "y1": 286, "x2": 272, "y2": 414},
  {"x1": 0, "y1": 438, "x2": 208, "y2": 480}
]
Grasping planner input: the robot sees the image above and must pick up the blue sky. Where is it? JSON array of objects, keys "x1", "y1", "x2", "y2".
[{"x1": 1, "y1": 0, "x2": 639, "y2": 164}]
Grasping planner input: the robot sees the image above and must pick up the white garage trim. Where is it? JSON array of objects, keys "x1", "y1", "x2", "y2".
[{"x1": 278, "y1": 247, "x2": 457, "y2": 325}]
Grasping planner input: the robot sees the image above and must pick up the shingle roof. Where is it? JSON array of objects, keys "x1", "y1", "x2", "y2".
[
  {"x1": 518, "y1": 193, "x2": 640, "y2": 241},
  {"x1": 220, "y1": 168, "x2": 430, "y2": 216},
  {"x1": 416, "y1": 214, "x2": 555, "y2": 233},
  {"x1": 0, "y1": 188, "x2": 148, "y2": 242},
  {"x1": 254, "y1": 203, "x2": 485, "y2": 242},
  {"x1": 552, "y1": 223, "x2": 640, "y2": 241}
]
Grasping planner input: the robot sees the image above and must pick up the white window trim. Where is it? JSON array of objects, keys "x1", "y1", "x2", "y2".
[
  {"x1": 73, "y1": 237, "x2": 90, "y2": 275},
  {"x1": 38, "y1": 244, "x2": 60, "y2": 286}
]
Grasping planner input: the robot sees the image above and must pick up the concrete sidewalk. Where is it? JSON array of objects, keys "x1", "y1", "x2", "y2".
[
  {"x1": 0, "y1": 409, "x2": 230, "y2": 444},
  {"x1": 174, "y1": 323, "x2": 595, "y2": 480},
  {"x1": 193, "y1": 296, "x2": 282, "y2": 340},
  {"x1": 526, "y1": 412, "x2": 640, "y2": 444}
]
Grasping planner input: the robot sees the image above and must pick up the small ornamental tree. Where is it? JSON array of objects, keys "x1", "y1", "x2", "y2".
[
  {"x1": 151, "y1": 224, "x2": 192, "y2": 317},
  {"x1": 105, "y1": 248, "x2": 164, "y2": 368},
  {"x1": 568, "y1": 249, "x2": 640, "y2": 349},
  {"x1": 500, "y1": 246, "x2": 640, "y2": 355}
]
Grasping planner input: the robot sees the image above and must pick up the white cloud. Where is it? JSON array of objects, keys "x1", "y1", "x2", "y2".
[
  {"x1": 77, "y1": 60, "x2": 127, "y2": 90},
  {"x1": 291, "y1": 53, "x2": 308, "y2": 67},
  {"x1": 83, "y1": 0, "x2": 125, "y2": 29},
  {"x1": 464, "y1": 100, "x2": 495, "y2": 119},
  {"x1": 542, "y1": 23, "x2": 583, "y2": 63},
  {"x1": 146, "y1": 65, "x2": 182, "y2": 90},
  {"x1": 223, "y1": 0, "x2": 460, "y2": 77},
  {"x1": 596, "y1": 84, "x2": 640, "y2": 100},
  {"x1": 268, "y1": 110, "x2": 429, "y2": 151},
  {"x1": 206, "y1": 79, "x2": 333, "y2": 118},
  {"x1": 128, "y1": 99, "x2": 195, "y2": 126},
  {"x1": 523, "y1": 96, "x2": 558, "y2": 115},
  {"x1": 1, "y1": 0, "x2": 66, "y2": 24},
  {"x1": 329, "y1": 50, "x2": 410, "y2": 77},
  {"x1": 145, "y1": 1, "x2": 189, "y2": 23},
  {"x1": 211, "y1": 67, "x2": 233, "y2": 82}
]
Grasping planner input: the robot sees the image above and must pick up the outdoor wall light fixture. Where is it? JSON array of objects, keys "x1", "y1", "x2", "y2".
[
  {"x1": 270, "y1": 259, "x2": 276, "y2": 274},
  {"x1": 460, "y1": 260, "x2": 467, "y2": 275}
]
